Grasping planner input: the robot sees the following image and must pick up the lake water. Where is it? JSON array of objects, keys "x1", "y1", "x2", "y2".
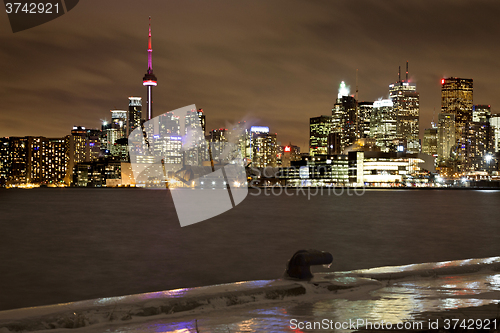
[{"x1": 1, "y1": 188, "x2": 499, "y2": 311}]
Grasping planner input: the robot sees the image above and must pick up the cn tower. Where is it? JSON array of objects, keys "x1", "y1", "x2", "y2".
[{"x1": 143, "y1": 17, "x2": 157, "y2": 121}]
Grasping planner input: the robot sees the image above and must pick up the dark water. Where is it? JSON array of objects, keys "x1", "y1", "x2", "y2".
[{"x1": 1, "y1": 188, "x2": 499, "y2": 311}]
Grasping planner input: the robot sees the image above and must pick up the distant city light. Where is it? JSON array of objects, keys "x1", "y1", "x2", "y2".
[
  {"x1": 485, "y1": 154, "x2": 493, "y2": 162},
  {"x1": 284, "y1": 146, "x2": 291, "y2": 152},
  {"x1": 441, "y1": 79, "x2": 445, "y2": 84}
]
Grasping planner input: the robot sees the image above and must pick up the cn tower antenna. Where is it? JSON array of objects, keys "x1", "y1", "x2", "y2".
[
  {"x1": 406, "y1": 61, "x2": 408, "y2": 82},
  {"x1": 355, "y1": 69, "x2": 359, "y2": 101}
]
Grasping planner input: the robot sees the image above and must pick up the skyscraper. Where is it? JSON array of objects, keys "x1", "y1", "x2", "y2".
[
  {"x1": 143, "y1": 17, "x2": 157, "y2": 121},
  {"x1": 128, "y1": 97, "x2": 142, "y2": 136},
  {"x1": 332, "y1": 81, "x2": 359, "y2": 152},
  {"x1": 490, "y1": 114, "x2": 500, "y2": 153},
  {"x1": 441, "y1": 77, "x2": 473, "y2": 168},
  {"x1": 437, "y1": 113, "x2": 456, "y2": 163},
  {"x1": 369, "y1": 99, "x2": 397, "y2": 152},
  {"x1": 422, "y1": 127, "x2": 438, "y2": 156},
  {"x1": 389, "y1": 63, "x2": 420, "y2": 153},
  {"x1": 309, "y1": 115, "x2": 333, "y2": 156},
  {"x1": 250, "y1": 126, "x2": 277, "y2": 168}
]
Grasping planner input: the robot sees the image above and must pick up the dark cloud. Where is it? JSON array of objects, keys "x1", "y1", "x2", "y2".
[{"x1": 1, "y1": 0, "x2": 499, "y2": 147}]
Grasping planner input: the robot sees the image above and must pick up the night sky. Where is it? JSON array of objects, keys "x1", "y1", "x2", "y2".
[{"x1": 1, "y1": 0, "x2": 499, "y2": 150}]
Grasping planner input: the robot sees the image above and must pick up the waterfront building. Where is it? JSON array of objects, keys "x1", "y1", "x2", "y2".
[
  {"x1": 348, "y1": 151, "x2": 429, "y2": 186},
  {"x1": 369, "y1": 99, "x2": 397, "y2": 152},
  {"x1": 41, "y1": 138, "x2": 67, "y2": 184},
  {"x1": 0, "y1": 138, "x2": 10, "y2": 183}
]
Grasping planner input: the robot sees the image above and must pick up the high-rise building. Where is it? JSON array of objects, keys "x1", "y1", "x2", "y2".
[
  {"x1": 8, "y1": 137, "x2": 28, "y2": 184},
  {"x1": 309, "y1": 115, "x2": 333, "y2": 156},
  {"x1": 2, "y1": 136, "x2": 68, "y2": 186},
  {"x1": 389, "y1": 64, "x2": 420, "y2": 153},
  {"x1": 0, "y1": 138, "x2": 10, "y2": 183},
  {"x1": 369, "y1": 99, "x2": 397, "y2": 152},
  {"x1": 466, "y1": 121, "x2": 494, "y2": 172},
  {"x1": 333, "y1": 95, "x2": 358, "y2": 151},
  {"x1": 473, "y1": 105, "x2": 491, "y2": 123},
  {"x1": 437, "y1": 113, "x2": 456, "y2": 162},
  {"x1": 41, "y1": 138, "x2": 67, "y2": 184},
  {"x1": 422, "y1": 127, "x2": 438, "y2": 156},
  {"x1": 358, "y1": 102, "x2": 373, "y2": 139},
  {"x1": 128, "y1": 97, "x2": 142, "y2": 136},
  {"x1": 490, "y1": 114, "x2": 500, "y2": 153},
  {"x1": 441, "y1": 77, "x2": 473, "y2": 168},
  {"x1": 251, "y1": 126, "x2": 277, "y2": 168},
  {"x1": 143, "y1": 17, "x2": 157, "y2": 121},
  {"x1": 332, "y1": 81, "x2": 359, "y2": 152}
]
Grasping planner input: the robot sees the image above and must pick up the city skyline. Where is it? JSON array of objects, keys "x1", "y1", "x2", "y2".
[{"x1": 1, "y1": 1, "x2": 500, "y2": 150}]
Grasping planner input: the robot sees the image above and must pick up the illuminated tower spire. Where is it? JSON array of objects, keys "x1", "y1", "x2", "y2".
[{"x1": 143, "y1": 16, "x2": 157, "y2": 121}]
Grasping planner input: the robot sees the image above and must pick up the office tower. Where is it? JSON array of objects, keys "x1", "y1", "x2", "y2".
[
  {"x1": 309, "y1": 115, "x2": 333, "y2": 156},
  {"x1": 358, "y1": 102, "x2": 373, "y2": 138},
  {"x1": 490, "y1": 114, "x2": 500, "y2": 152},
  {"x1": 369, "y1": 99, "x2": 397, "y2": 152},
  {"x1": 332, "y1": 81, "x2": 359, "y2": 151},
  {"x1": 280, "y1": 144, "x2": 301, "y2": 167},
  {"x1": 389, "y1": 63, "x2": 420, "y2": 153},
  {"x1": 422, "y1": 128, "x2": 438, "y2": 156},
  {"x1": 209, "y1": 128, "x2": 230, "y2": 164},
  {"x1": 251, "y1": 126, "x2": 277, "y2": 168},
  {"x1": 333, "y1": 95, "x2": 358, "y2": 151},
  {"x1": 183, "y1": 109, "x2": 208, "y2": 166},
  {"x1": 466, "y1": 121, "x2": 494, "y2": 171},
  {"x1": 86, "y1": 129, "x2": 101, "y2": 161},
  {"x1": 441, "y1": 77, "x2": 473, "y2": 167},
  {"x1": 472, "y1": 105, "x2": 491, "y2": 123},
  {"x1": 128, "y1": 97, "x2": 142, "y2": 136},
  {"x1": 437, "y1": 113, "x2": 456, "y2": 162},
  {"x1": 101, "y1": 111, "x2": 127, "y2": 153},
  {"x1": 111, "y1": 110, "x2": 127, "y2": 137},
  {"x1": 143, "y1": 17, "x2": 157, "y2": 121}
]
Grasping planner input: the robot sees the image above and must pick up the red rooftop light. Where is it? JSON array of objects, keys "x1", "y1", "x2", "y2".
[{"x1": 441, "y1": 79, "x2": 445, "y2": 84}]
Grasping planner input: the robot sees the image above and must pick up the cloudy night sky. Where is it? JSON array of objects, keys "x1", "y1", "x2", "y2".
[{"x1": 1, "y1": 0, "x2": 499, "y2": 150}]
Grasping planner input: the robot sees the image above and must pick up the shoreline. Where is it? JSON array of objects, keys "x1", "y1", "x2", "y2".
[{"x1": 1, "y1": 256, "x2": 500, "y2": 332}]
